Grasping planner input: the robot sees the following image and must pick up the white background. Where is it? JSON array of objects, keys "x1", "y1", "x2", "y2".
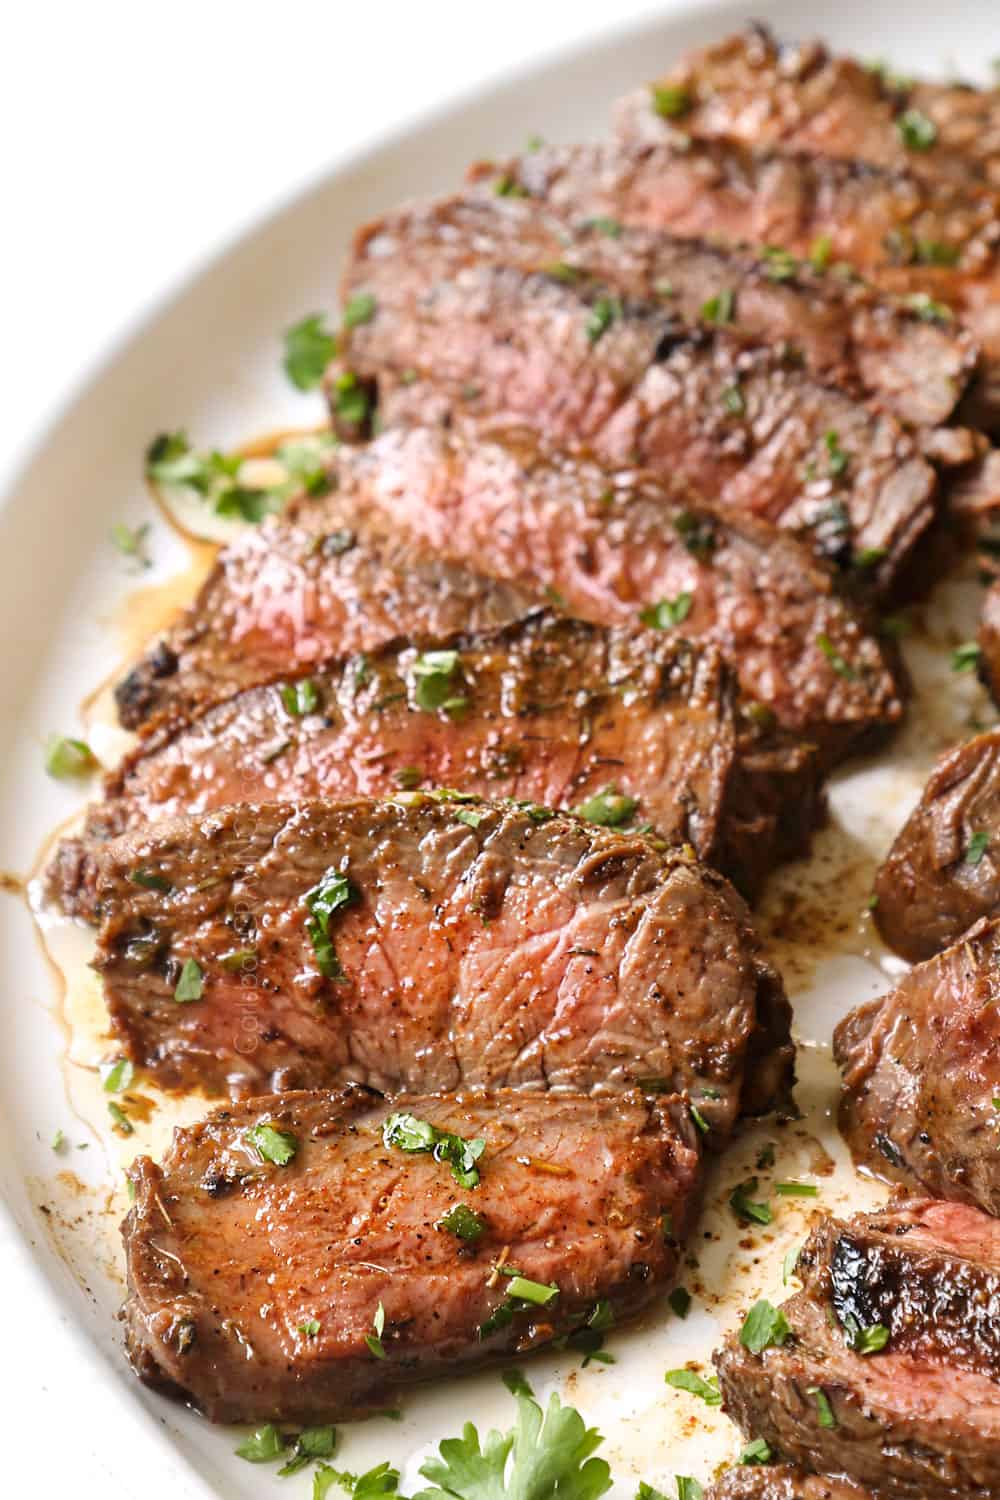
[{"x1": 0, "y1": 0, "x2": 672, "y2": 1480}]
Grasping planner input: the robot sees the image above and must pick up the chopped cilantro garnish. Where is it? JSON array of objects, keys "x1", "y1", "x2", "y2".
[
  {"x1": 411, "y1": 649, "x2": 467, "y2": 715},
  {"x1": 437, "y1": 1203, "x2": 488, "y2": 1240},
  {"x1": 281, "y1": 678, "x2": 321, "y2": 716},
  {"x1": 808, "y1": 234, "x2": 833, "y2": 271},
  {"x1": 952, "y1": 641, "x2": 982, "y2": 673},
  {"x1": 502, "y1": 1368, "x2": 535, "y2": 1398},
  {"x1": 284, "y1": 314, "x2": 337, "y2": 390},
  {"x1": 906, "y1": 291, "x2": 953, "y2": 324},
  {"x1": 342, "y1": 293, "x2": 376, "y2": 330},
  {"x1": 366, "y1": 1301, "x2": 387, "y2": 1359},
  {"x1": 729, "y1": 1177, "x2": 772, "y2": 1226},
  {"x1": 843, "y1": 1316, "x2": 890, "y2": 1355},
  {"x1": 808, "y1": 1386, "x2": 837, "y2": 1428},
  {"x1": 639, "y1": 592, "x2": 693, "y2": 630},
  {"x1": 721, "y1": 383, "x2": 745, "y2": 415},
  {"x1": 816, "y1": 633, "x2": 857, "y2": 680},
  {"x1": 668, "y1": 1287, "x2": 691, "y2": 1319},
  {"x1": 651, "y1": 83, "x2": 691, "y2": 119},
  {"x1": 298, "y1": 1319, "x2": 321, "y2": 1338},
  {"x1": 303, "y1": 867, "x2": 355, "y2": 979},
  {"x1": 245, "y1": 1121, "x2": 298, "y2": 1167},
  {"x1": 129, "y1": 867, "x2": 172, "y2": 893},
  {"x1": 278, "y1": 1426, "x2": 338, "y2": 1478},
  {"x1": 383, "y1": 1111, "x2": 485, "y2": 1189},
  {"x1": 967, "y1": 831, "x2": 991, "y2": 866},
  {"x1": 700, "y1": 288, "x2": 734, "y2": 325},
  {"x1": 585, "y1": 295, "x2": 623, "y2": 344},
  {"x1": 236, "y1": 1423, "x2": 287, "y2": 1463},
  {"x1": 110, "y1": 521, "x2": 152, "y2": 568},
  {"x1": 740, "y1": 1299, "x2": 790, "y2": 1354},
  {"x1": 738, "y1": 1438, "x2": 772, "y2": 1466},
  {"x1": 174, "y1": 958, "x2": 203, "y2": 1003},
  {"x1": 572, "y1": 786, "x2": 639, "y2": 826},
  {"x1": 101, "y1": 1057, "x2": 135, "y2": 1094},
  {"x1": 896, "y1": 108, "x2": 937, "y2": 150},
  {"x1": 664, "y1": 1369, "x2": 722, "y2": 1405},
  {"x1": 45, "y1": 735, "x2": 97, "y2": 780}
]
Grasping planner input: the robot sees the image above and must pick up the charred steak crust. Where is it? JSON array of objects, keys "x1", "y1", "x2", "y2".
[
  {"x1": 52, "y1": 617, "x2": 823, "y2": 916},
  {"x1": 91, "y1": 797, "x2": 792, "y2": 1127},
  {"x1": 874, "y1": 729, "x2": 1000, "y2": 959},
  {"x1": 834, "y1": 915, "x2": 1000, "y2": 1212},
  {"x1": 345, "y1": 424, "x2": 903, "y2": 753},
  {"x1": 463, "y1": 157, "x2": 983, "y2": 432},
  {"x1": 715, "y1": 1201, "x2": 1000, "y2": 1500},
  {"x1": 122, "y1": 1087, "x2": 701, "y2": 1423},
  {"x1": 706, "y1": 1469, "x2": 872, "y2": 1500},
  {"x1": 113, "y1": 487, "x2": 537, "y2": 736},
  {"x1": 340, "y1": 205, "x2": 940, "y2": 598},
  {"x1": 618, "y1": 25, "x2": 1000, "y2": 191}
]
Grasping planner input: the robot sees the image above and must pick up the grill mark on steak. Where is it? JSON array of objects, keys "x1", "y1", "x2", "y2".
[
  {"x1": 617, "y1": 25, "x2": 1000, "y2": 192},
  {"x1": 122, "y1": 1087, "x2": 701, "y2": 1424},
  {"x1": 50, "y1": 620, "x2": 822, "y2": 917},
  {"x1": 114, "y1": 486, "x2": 536, "y2": 737},
  {"x1": 706, "y1": 1470, "x2": 872, "y2": 1500},
  {"x1": 715, "y1": 1201, "x2": 1000, "y2": 1500},
  {"x1": 340, "y1": 209, "x2": 940, "y2": 596},
  {"x1": 873, "y1": 729, "x2": 1000, "y2": 959},
  {"x1": 834, "y1": 916, "x2": 1000, "y2": 1213},
  {"x1": 89, "y1": 797, "x2": 792, "y2": 1128},
  {"x1": 467, "y1": 140, "x2": 1000, "y2": 443}
]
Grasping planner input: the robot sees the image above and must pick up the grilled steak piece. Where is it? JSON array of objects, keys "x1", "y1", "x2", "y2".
[
  {"x1": 90, "y1": 797, "x2": 792, "y2": 1125},
  {"x1": 873, "y1": 730, "x2": 1000, "y2": 959},
  {"x1": 52, "y1": 621, "x2": 821, "y2": 916},
  {"x1": 715, "y1": 1200, "x2": 1000, "y2": 1499},
  {"x1": 341, "y1": 207, "x2": 940, "y2": 596},
  {"x1": 706, "y1": 1472, "x2": 871, "y2": 1500},
  {"x1": 463, "y1": 160, "x2": 983, "y2": 433},
  {"x1": 470, "y1": 141, "x2": 1000, "y2": 439},
  {"x1": 339, "y1": 424, "x2": 903, "y2": 752},
  {"x1": 617, "y1": 25, "x2": 1000, "y2": 191},
  {"x1": 835, "y1": 916, "x2": 1000, "y2": 1212},
  {"x1": 980, "y1": 581, "x2": 1000, "y2": 700},
  {"x1": 114, "y1": 485, "x2": 536, "y2": 737},
  {"x1": 122, "y1": 1087, "x2": 701, "y2": 1423}
]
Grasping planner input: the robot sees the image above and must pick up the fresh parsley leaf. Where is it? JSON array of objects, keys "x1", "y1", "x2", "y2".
[
  {"x1": 969, "y1": 832, "x2": 994, "y2": 866},
  {"x1": 413, "y1": 1391, "x2": 612, "y2": 1500},
  {"x1": 52, "y1": 1129, "x2": 67, "y2": 1154},
  {"x1": 668, "y1": 1287, "x2": 692, "y2": 1319},
  {"x1": 245, "y1": 1121, "x2": 298, "y2": 1167},
  {"x1": 896, "y1": 108, "x2": 937, "y2": 150},
  {"x1": 651, "y1": 84, "x2": 691, "y2": 118},
  {"x1": 906, "y1": 291, "x2": 953, "y2": 324},
  {"x1": 916, "y1": 238, "x2": 960, "y2": 266},
  {"x1": 236, "y1": 1423, "x2": 287, "y2": 1463},
  {"x1": 572, "y1": 786, "x2": 639, "y2": 827},
  {"x1": 45, "y1": 736, "x2": 97, "y2": 780},
  {"x1": 366, "y1": 1301, "x2": 387, "y2": 1360},
  {"x1": 383, "y1": 1111, "x2": 486, "y2": 1189},
  {"x1": 721, "y1": 383, "x2": 745, "y2": 415},
  {"x1": 331, "y1": 369, "x2": 371, "y2": 428},
  {"x1": 807, "y1": 1386, "x2": 837, "y2": 1428},
  {"x1": 824, "y1": 428, "x2": 850, "y2": 478},
  {"x1": 843, "y1": 1316, "x2": 890, "y2": 1355},
  {"x1": 782, "y1": 1245, "x2": 801, "y2": 1284},
  {"x1": 673, "y1": 510, "x2": 715, "y2": 558},
  {"x1": 303, "y1": 867, "x2": 355, "y2": 979},
  {"x1": 952, "y1": 641, "x2": 982, "y2": 673},
  {"x1": 636, "y1": 1485, "x2": 670, "y2": 1500},
  {"x1": 455, "y1": 809, "x2": 484, "y2": 829},
  {"x1": 729, "y1": 1178, "x2": 772, "y2": 1226},
  {"x1": 173, "y1": 958, "x2": 203, "y2": 1003},
  {"x1": 411, "y1": 649, "x2": 467, "y2": 715},
  {"x1": 437, "y1": 1203, "x2": 488, "y2": 1240},
  {"x1": 284, "y1": 314, "x2": 337, "y2": 390},
  {"x1": 740, "y1": 1299, "x2": 791, "y2": 1354},
  {"x1": 299, "y1": 1319, "x2": 321, "y2": 1338},
  {"x1": 738, "y1": 1438, "x2": 772, "y2": 1465},
  {"x1": 761, "y1": 245, "x2": 798, "y2": 281},
  {"x1": 664, "y1": 1369, "x2": 721, "y2": 1406},
  {"x1": 343, "y1": 293, "x2": 377, "y2": 330},
  {"x1": 129, "y1": 867, "x2": 172, "y2": 893},
  {"x1": 281, "y1": 678, "x2": 321, "y2": 716},
  {"x1": 101, "y1": 1057, "x2": 135, "y2": 1094},
  {"x1": 700, "y1": 288, "x2": 734, "y2": 325},
  {"x1": 586, "y1": 296, "x2": 623, "y2": 344},
  {"x1": 674, "y1": 1482, "x2": 703, "y2": 1500},
  {"x1": 502, "y1": 1368, "x2": 535, "y2": 1398},
  {"x1": 809, "y1": 234, "x2": 833, "y2": 271},
  {"x1": 583, "y1": 217, "x2": 623, "y2": 239},
  {"x1": 110, "y1": 521, "x2": 152, "y2": 568},
  {"x1": 639, "y1": 593, "x2": 693, "y2": 630},
  {"x1": 279, "y1": 1426, "x2": 338, "y2": 1477}
]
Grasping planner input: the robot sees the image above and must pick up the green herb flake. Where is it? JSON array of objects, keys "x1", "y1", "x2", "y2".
[
  {"x1": 101, "y1": 1057, "x2": 135, "y2": 1094},
  {"x1": 916, "y1": 238, "x2": 960, "y2": 266},
  {"x1": 844, "y1": 1317, "x2": 890, "y2": 1355},
  {"x1": 730, "y1": 1177, "x2": 772, "y2": 1226},
  {"x1": 967, "y1": 830, "x2": 992, "y2": 867},
  {"x1": 284, "y1": 314, "x2": 337, "y2": 390},
  {"x1": 455, "y1": 808, "x2": 484, "y2": 829},
  {"x1": 664, "y1": 1369, "x2": 722, "y2": 1406},
  {"x1": 721, "y1": 383, "x2": 745, "y2": 415},
  {"x1": 303, "y1": 867, "x2": 355, "y2": 980},
  {"x1": 809, "y1": 234, "x2": 833, "y2": 271},
  {"x1": 383, "y1": 1110, "x2": 486, "y2": 1189},
  {"x1": 897, "y1": 108, "x2": 938, "y2": 150},
  {"x1": 668, "y1": 1286, "x2": 692, "y2": 1319},
  {"x1": 366, "y1": 1300, "x2": 387, "y2": 1359},
  {"x1": 651, "y1": 83, "x2": 691, "y2": 119},
  {"x1": 107, "y1": 1101, "x2": 134, "y2": 1137},
  {"x1": 738, "y1": 1438, "x2": 773, "y2": 1466},
  {"x1": 110, "y1": 521, "x2": 152, "y2": 568},
  {"x1": 740, "y1": 1298, "x2": 791, "y2": 1354},
  {"x1": 45, "y1": 736, "x2": 97, "y2": 780},
  {"x1": 502, "y1": 1368, "x2": 535, "y2": 1398},
  {"x1": 504, "y1": 1275, "x2": 559, "y2": 1306},
  {"x1": 235, "y1": 1423, "x2": 287, "y2": 1463},
  {"x1": 762, "y1": 245, "x2": 799, "y2": 281},
  {"x1": 782, "y1": 1244, "x2": 801, "y2": 1284},
  {"x1": 174, "y1": 958, "x2": 204, "y2": 1003},
  {"x1": 281, "y1": 678, "x2": 321, "y2": 715},
  {"x1": 640, "y1": 592, "x2": 693, "y2": 630},
  {"x1": 952, "y1": 641, "x2": 982, "y2": 673},
  {"x1": 673, "y1": 510, "x2": 716, "y2": 558},
  {"x1": 298, "y1": 1319, "x2": 321, "y2": 1338},
  {"x1": 586, "y1": 295, "x2": 624, "y2": 344},
  {"x1": 573, "y1": 786, "x2": 639, "y2": 827},
  {"x1": 493, "y1": 174, "x2": 528, "y2": 198},
  {"x1": 128, "y1": 867, "x2": 172, "y2": 893},
  {"x1": 689, "y1": 1104, "x2": 710, "y2": 1136},
  {"x1": 342, "y1": 293, "x2": 376, "y2": 330},
  {"x1": 437, "y1": 1203, "x2": 488, "y2": 1240},
  {"x1": 824, "y1": 428, "x2": 850, "y2": 478},
  {"x1": 220, "y1": 947, "x2": 257, "y2": 971},
  {"x1": 411, "y1": 649, "x2": 466, "y2": 714},
  {"x1": 808, "y1": 1385, "x2": 837, "y2": 1428},
  {"x1": 700, "y1": 288, "x2": 734, "y2": 325},
  {"x1": 583, "y1": 216, "x2": 624, "y2": 239},
  {"x1": 245, "y1": 1121, "x2": 298, "y2": 1167},
  {"x1": 906, "y1": 291, "x2": 953, "y2": 324},
  {"x1": 52, "y1": 1129, "x2": 67, "y2": 1154},
  {"x1": 816, "y1": 633, "x2": 858, "y2": 681},
  {"x1": 675, "y1": 1482, "x2": 703, "y2": 1500},
  {"x1": 775, "y1": 1181, "x2": 819, "y2": 1198},
  {"x1": 332, "y1": 370, "x2": 371, "y2": 428}
]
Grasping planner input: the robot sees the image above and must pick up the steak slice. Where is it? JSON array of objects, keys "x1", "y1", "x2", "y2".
[
  {"x1": 90, "y1": 797, "x2": 792, "y2": 1127},
  {"x1": 707, "y1": 1472, "x2": 871, "y2": 1500},
  {"x1": 469, "y1": 141, "x2": 1000, "y2": 439},
  {"x1": 617, "y1": 25, "x2": 1000, "y2": 192},
  {"x1": 114, "y1": 484, "x2": 536, "y2": 737},
  {"x1": 463, "y1": 160, "x2": 983, "y2": 432},
  {"x1": 340, "y1": 424, "x2": 903, "y2": 753},
  {"x1": 873, "y1": 730, "x2": 1000, "y2": 959},
  {"x1": 52, "y1": 620, "x2": 821, "y2": 915},
  {"x1": 980, "y1": 580, "x2": 1000, "y2": 701},
  {"x1": 341, "y1": 206, "x2": 940, "y2": 597},
  {"x1": 122, "y1": 1087, "x2": 700, "y2": 1423},
  {"x1": 834, "y1": 916, "x2": 1000, "y2": 1213}
]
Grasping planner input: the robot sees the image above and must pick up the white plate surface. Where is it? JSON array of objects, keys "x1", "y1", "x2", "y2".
[{"x1": 3, "y1": 2, "x2": 999, "y2": 1496}]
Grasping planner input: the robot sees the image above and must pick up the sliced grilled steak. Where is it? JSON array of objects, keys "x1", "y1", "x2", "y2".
[
  {"x1": 715, "y1": 1200, "x2": 1000, "y2": 1499},
  {"x1": 463, "y1": 159, "x2": 983, "y2": 433},
  {"x1": 835, "y1": 916, "x2": 1000, "y2": 1212},
  {"x1": 52, "y1": 621, "x2": 821, "y2": 916},
  {"x1": 341, "y1": 208, "x2": 940, "y2": 596},
  {"x1": 873, "y1": 730, "x2": 1000, "y2": 959},
  {"x1": 341, "y1": 424, "x2": 903, "y2": 752},
  {"x1": 469, "y1": 140, "x2": 1000, "y2": 438},
  {"x1": 980, "y1": 580, "x2": 1000, "y2": 700},
  {"x1": 91, "y1": 797, "x2": 792, "y2": 1127},
  {"x1": 114, "y1": 485, "x2": 535, "y2": 737},
  {"x1": 707, "y1": 1471, "x2": 872, "y2": 1500},
  {"x1": 617, "y1": 26, "x2": 1000, "y2": 191},
  {"x1": 122, "y1": 1087, "x2": 700, "y2": 1423}
]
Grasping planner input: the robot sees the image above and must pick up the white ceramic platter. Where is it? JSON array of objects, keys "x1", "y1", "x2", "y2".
[{"x1": 3, "y1": 1, "x2": 999, "y2": 1496}]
